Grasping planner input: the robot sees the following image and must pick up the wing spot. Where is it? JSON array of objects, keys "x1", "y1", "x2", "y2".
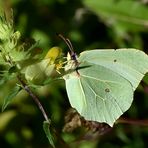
[
  {"x1": 105, "y1": 88, "x2": 110, "y2": 93},
  {"x1": 114, "y1": 59, "x2": 117, "y2": 62}
]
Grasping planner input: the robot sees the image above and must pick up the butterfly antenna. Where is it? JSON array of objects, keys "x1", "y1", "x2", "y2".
[
  {"x1": 65, "y1": 38, "x2": 74, "y2": 52},
  {"x1": 57, "y1": 34, "x2": 76, "y2": 60}
]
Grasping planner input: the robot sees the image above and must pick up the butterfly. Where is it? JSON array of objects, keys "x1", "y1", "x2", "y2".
[{"x1": 60, "y1": 35, "x2": 148, "y2": 126}]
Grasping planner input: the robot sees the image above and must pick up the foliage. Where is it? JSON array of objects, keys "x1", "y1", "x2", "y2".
[
  {"x1": 0, "y1": 0, "x2": 148, "y2": 148},
  {"x1": 43, "y1": 121, "x2": 55, "y2": 148}
]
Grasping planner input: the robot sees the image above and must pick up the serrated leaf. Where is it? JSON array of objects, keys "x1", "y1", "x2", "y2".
[
  {"x1": 43, "y1": 121, "x2": 55, "y2": 148},
  {"x1": 64, "y1": 49, "x2": 148, "y2": 126},
  {"x1": 2, "y1": 85, "x2": 21, "y2": 111}
]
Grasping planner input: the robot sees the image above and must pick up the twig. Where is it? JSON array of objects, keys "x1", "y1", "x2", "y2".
[
  {"x1": 17, "y1": 75, "x2": 70, "y2": 147},
  {"x1": 17, "y1": 75, "x2": 49, "y2": 122}
]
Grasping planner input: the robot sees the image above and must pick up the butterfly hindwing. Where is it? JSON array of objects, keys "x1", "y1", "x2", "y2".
[{"x1": 64, "y1": 61, "x2": 133, "y2": 126}]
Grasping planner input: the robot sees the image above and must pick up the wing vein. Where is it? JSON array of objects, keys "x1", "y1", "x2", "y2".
[{"x1": 81, "y1": 74, "x2": 121, "y2": 85}]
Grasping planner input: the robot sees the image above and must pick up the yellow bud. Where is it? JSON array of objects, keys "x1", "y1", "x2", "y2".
[{"x1": 45, "y1": 47, "x2": 62, "y2": 64}]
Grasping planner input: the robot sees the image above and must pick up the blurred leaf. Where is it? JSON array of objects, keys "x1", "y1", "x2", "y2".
[
  {"x1": 31, "y1": 30, "x2": 51, "y2": 49},
  {"x1": 43, "y1": 120, "x2": 55, "y2": 148},
  {"x1": 2, "y1": 84, "x2": 21, "y2": 111},
  {"x1": 0, "y1": 110, "x2": 17, "y2": 131},
  {"x1": 0, "y1": 69, "x2": 15, "y2": 86},
  {"x1": 0, "y1": 11, "x2": 14, "y2": 41},
  {"x1": 0, "y1": 72, "x2": 8, "y2": 85},
  {"x1": 83, "y1": 0, "x2": 148, "y2": 31}
]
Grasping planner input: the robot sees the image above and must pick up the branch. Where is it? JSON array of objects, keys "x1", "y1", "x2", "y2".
[
  {"x1": 17, "y1": 75, "x2": 49, "y2": 122},
  {"x1": 17, "y1": 75, "x2": 70, "y2": 148}
]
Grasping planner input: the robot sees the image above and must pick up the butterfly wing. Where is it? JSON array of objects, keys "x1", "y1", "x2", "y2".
[
  {"x1": 64, "y1": 62, "x2": 133, "y2": 126},
  {"x1": 79, "y1": 49, "x2": 148, "y2": 90},
  {"x1": 64, "y1": 49, "x2": 148, "y2": 126}
]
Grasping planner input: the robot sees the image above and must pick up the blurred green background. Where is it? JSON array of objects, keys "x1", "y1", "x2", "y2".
[{"x1": 0, "y1": 0, "x2": 148, "y2": 147}]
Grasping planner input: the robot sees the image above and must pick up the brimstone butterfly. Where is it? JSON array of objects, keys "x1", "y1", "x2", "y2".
[{"x1": 61, "y1": 37, "x2": 148, "y2": 127}]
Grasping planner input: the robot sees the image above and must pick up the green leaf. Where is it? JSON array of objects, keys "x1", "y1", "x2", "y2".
[
  {"x1": 25, "y1": 46, "x2": 62, "y2": 85},
  {"x1": 25, "y1": 59, "x2": 55, "y2": 85},
  {"x1": 43, "y1": 121, "x2": 55, "y2": 148},
  {"x1": 63, "y1": 49, "x2": 148, "y2": 126},
  {"x1": 0, "y1": 70, "x2": 15, "y2": 86},
  {"x1": 2, "y1": 85, "x2": 21, "y2": 111},
  {"x1": 83, "y1": 0, "x2": 148, "y2": 31},
  {"x1": 0, "y1": 11, "x2": 14, "y2": 41}
]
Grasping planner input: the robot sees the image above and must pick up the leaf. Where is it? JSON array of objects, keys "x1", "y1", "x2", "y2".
[
  {"x1": 2, "y1": 85, "x2": 21, "y2": 111},
  {"x1": 25, "y1": 59, "x2": 55, "y2": 85},
  {"x1": 63, "y1": 49, "x2": 148, "y2": 126},
  {"x1": 83, "y1": 0, "x2": 148, "y2": 31},
  {"x1": 25, "y1": 47, "x2": 62, "y2": 85},
  {"x1": 0, "y1": 11, "x2": 14, "y2": 41},
  {"x1": 0, "y1": 69, "x2": 16, "y2": 86},
  {"x1": 43, "y1": 121, "x2": 55, "y2": 148},
  {"x1": 0, "y1": 110, "x2": 17, "y2": 131}
]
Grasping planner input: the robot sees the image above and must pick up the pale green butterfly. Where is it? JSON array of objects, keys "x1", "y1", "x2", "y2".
[{"x1": 61, "y1": 36, "x2": 148, "y2": 127}]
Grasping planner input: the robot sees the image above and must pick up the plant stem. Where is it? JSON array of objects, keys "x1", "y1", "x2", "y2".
[
  {"x1": 17, "y1": 75, "x2": 70, "y2": 147},
  {"x1": 17, "y1": 75, "x2": 49, "y2": 122}
]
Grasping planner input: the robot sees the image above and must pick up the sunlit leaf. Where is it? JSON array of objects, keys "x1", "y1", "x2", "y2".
[{"x1": 83, "y1": 0, "x2": 148, "y2": 31}]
